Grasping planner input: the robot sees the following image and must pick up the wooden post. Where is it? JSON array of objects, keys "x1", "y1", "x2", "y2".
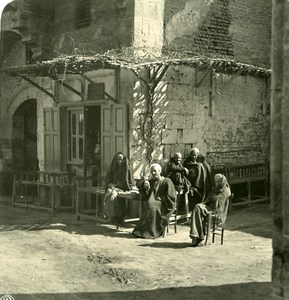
[
  {"x1": 281, "y1": 0, "x2": 289, "y2": 297},
  {"x1": 271, "y1": 0, "x2": 288, "y2": 298}
]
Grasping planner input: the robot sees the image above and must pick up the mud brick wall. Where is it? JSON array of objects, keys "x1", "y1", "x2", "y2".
[
  {"x1": 53, "y1": 0, "x2": 134, "y2": 55},
  {"x1": 229, "y1": 0, "x2": 272, "y2": 68},
  {"x1": 164, "y1": 0, "x2": 271, "y2": 68}
]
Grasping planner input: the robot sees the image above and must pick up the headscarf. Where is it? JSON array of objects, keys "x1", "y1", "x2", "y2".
[
  {"x1": 190, "y1": 147, "x2": 200, "y2": 155},
  {"x1": 106, "y1": 152, "x2": 135, "y2": 190},
  {"x1": 150, "y1": 163, "x2": 162, "y2": 173},
  {"x1": 213, "y1": 174, "x2": 230, "y2": 194},
  {"x1": 204, "y1": 173, "x2": 231, "y2": 223}
]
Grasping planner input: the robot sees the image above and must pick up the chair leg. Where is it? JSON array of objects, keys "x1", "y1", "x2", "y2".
[
  {"x1": 162, "y1": 226, "x2": 167, "y2": 238},
  {"x1": 212, "y1": 216, "x2": 216, "y2": 244},
  {"x1": 174, "y1": 215, "x2": 177, "y2": 233},
  {"x1": 221, "y1": 228, "x2": 225, "y2": 245},
  {"x1": 205, "y1": 214, "x2": 212, "y2": 245}
]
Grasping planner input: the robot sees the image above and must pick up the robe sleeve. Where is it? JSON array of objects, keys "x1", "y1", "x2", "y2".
[{"x1": 159, "y1": 178, "x2": 177, "y2": 217}]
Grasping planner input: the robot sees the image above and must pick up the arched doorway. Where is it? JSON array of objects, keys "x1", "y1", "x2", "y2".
[{"x1": 12, "y1": 99, "x2": 38, "y2": 171}]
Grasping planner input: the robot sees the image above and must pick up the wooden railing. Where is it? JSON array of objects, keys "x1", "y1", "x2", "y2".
[
  {"x1": 12, "y1": 171, "x2": 75, "y2": 214},
  {"x1": 11, "y1": 161, "x2": 270, "y2": 216}
]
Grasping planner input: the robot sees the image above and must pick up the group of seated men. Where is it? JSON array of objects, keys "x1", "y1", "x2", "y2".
[
  {"x1": 103, "y1": 148, "x2": 231, "y2": 247},
  {"x1": 162, "y1": 148, "x2": 213, "y2": 212}
]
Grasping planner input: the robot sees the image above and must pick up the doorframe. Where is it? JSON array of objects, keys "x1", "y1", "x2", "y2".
[{"x1": 62, "y1": 101, "x2": 129, "y2": 176}]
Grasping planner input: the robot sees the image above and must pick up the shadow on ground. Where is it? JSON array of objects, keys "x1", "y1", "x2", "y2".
[
  {"x1": 5, "y1": 282, "x2": 272, "y2": 300},
  {"x1": 0, "y1": 195, "x2": 272, "y2": 239}
]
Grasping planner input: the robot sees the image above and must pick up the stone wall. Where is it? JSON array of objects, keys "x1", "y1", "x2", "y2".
[
  {"x1": 0, "y1": 75, "x2": 54, "y2": 170},
  {"x1": 129, "y1": 65, "x2": 270, "y2": 177}
]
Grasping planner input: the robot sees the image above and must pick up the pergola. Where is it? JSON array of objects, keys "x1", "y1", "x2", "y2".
[{"x1": 1, "y1": 52, "x2": 271, "y2": 161}]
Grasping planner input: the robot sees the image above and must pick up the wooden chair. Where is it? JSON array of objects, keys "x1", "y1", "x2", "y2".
[
  {"x1": 162, "y1": 188, "x2": 184, "y2": 237},
  {"x1": 205, "y1": 193, "x2": 234, "y2": 245}
]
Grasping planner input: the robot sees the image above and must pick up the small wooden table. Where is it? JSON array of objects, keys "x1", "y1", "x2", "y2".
[{"x1": 76, "y1": 186, "x2": 141, "y2": 224}]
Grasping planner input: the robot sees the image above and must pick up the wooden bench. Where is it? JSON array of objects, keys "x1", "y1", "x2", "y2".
[
  {"x1": 213, "y1": 162, "x2": 269, "y2": 206},
  {"x1": 12, "y1": 171, "x2": 74, "y2": 214}
]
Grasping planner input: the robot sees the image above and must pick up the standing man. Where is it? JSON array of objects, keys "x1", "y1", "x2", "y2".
[{"x1": 184, "y1": 148, "x2": 211, "y2": 210}]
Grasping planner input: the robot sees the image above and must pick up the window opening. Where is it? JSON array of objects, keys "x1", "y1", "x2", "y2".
[
  {"x1": 26, "y1": 45, "x2": 35, "y2": 65},
  {"x1": 85, "y1": 106, "x2": 101, "y2": 176},
  {"x1": 76, "y1": 0, "x2": 91, "y2": 29},
  {"x1": 68, "y1": 110, "x2": 84, "y2": 161}
]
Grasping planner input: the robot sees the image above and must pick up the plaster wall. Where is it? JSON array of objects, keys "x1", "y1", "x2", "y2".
[
  {"x1": 1, "y1": 6, "x2": 17, "y2": 32},
  {"x1": 1, "y1": 32, "x2": 26, "y2": 67},
  {"x1": 120, "y1": 68, "x2": 151, "y2": 178},
  {"x1": 134, "y1": 0, "x2": 165, "y2": 56},
  {"x1": 53, "y1": 0, "x2": 134, "y2": 55}
]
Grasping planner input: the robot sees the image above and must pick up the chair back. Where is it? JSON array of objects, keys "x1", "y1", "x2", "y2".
[
  {"x1": 228, "y1": 193, "x2": 234, "y2": 212},
  {"x1": 215, "y1": 193, "x2": 234, "y2": 225}
]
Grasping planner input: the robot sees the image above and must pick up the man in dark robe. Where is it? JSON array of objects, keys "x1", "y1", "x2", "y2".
[
  {"x1": 184, "y1": 148, "x2": 208, "y2": 210},
  {"x1": 197, "y1": 154, "x2": 214, "y2": 198},
  {"x1": 163, "y1": 152, "x2": 190, "y2": 192},
  {"x1": 163, "y1": 152, "x2": 191, "y2": 217}
]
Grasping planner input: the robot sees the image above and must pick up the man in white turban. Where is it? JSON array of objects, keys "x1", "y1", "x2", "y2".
[{"x1": 132, "y1": 163, "x2": 177, "y2": 239}]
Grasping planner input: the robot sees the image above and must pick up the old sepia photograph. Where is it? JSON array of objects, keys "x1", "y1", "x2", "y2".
[{"x1": 0, "y1": 0, "x2": 287, "y2": 299}]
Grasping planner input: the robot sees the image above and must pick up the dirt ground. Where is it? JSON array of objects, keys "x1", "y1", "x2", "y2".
[{"x1": 0, "y1": 195, "x2": 273, "y2": 300}]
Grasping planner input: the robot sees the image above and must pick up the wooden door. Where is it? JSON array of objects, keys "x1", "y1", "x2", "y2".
[{"x1": 44, "y1": 107, "x2": 61, "y2": 171}]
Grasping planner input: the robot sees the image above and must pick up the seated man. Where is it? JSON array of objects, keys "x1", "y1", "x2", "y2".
[
  {"x1": 189, "y1": 173, "x2": 231, "y2": 246},
  {"x1": 163, "y1": 152, "x2": 190, "y2": 191},
  {"x1": 104, "y1": 152, "x2": 135, "y2": 225},
  {"x1": 163, "y1": 152, "x2": 191, "y2": 217},
  {"x1": 132, "y1": 163, "x2": 177, "y2": 239}
]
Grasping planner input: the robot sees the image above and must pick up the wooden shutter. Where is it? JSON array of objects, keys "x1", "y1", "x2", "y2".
[
  {"x1": 44, "y1": 107, "x2": 61, "y2": 172},
  {"x1": 112, "y1": 104, "x2": 127, "y2": 155},
  {"x1": 101, "y1": 104, "x2": 127, "y2": 175},
  {"x1": 101, "y1": 105, "x2": 112, "y2": 173}
]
